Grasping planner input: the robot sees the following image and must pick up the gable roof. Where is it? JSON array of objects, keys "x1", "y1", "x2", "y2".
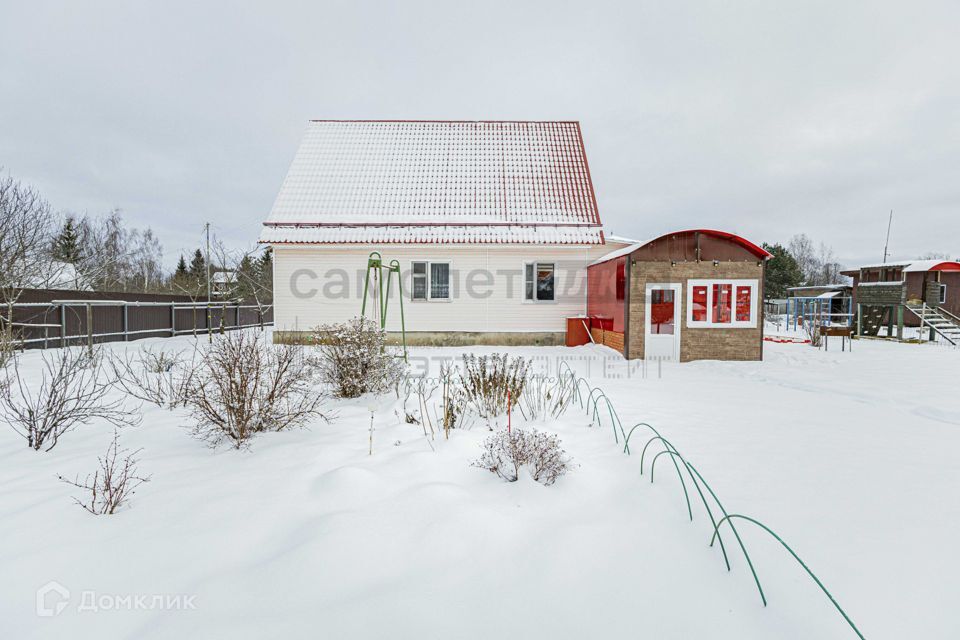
[{"x1": 260, "y1": 120, "x2": 604, "y2": 245}]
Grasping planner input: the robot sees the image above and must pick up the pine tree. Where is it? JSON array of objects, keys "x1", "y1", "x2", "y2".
[
  {"x1": 52, "y1": 216, "x2": 82, "y2": 263},
  {"x1": 175, "y1": 255, "x2": 188, "y2": 278},
  {"x1": 762, "y1": 242, "x2": 804, "y2": 299},
  {"x1": 188, "y1": 249, "x2": 206, "y2": 279},
  {"x1": 256, "y1": 247, "x2": 273, "y2": 300}
]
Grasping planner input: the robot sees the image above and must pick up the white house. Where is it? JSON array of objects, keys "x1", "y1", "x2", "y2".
[{"x1": 260, "y1": 120, "x2": 629, "y2": 344}]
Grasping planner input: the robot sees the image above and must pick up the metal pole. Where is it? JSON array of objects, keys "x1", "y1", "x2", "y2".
[
  {"x1": 123, "y1": 303, "x2": 129, "y2": 342},
  {"x1": 60, "y1": 303, "x2": 66, "y2": 347},
  {"x1": 170, "y1": 302, "x2": 175, "y2": 337},
  {"x1": 205, "y1": 222, "x2": 212, "y2": 343}
]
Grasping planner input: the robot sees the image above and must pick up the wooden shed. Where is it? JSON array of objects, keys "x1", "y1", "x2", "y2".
[{"x1": 586, "y1": 229, "x2": 771, "y2": 361}]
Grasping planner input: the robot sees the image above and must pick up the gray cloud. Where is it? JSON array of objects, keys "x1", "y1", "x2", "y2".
[{"x1": 1, "y1": 0, "x2": 957, "y2": 268}]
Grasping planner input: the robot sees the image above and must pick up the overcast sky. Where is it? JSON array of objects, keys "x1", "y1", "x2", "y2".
[{"x1": 2, "y1": 0, "x2": 958, "y2": 268}]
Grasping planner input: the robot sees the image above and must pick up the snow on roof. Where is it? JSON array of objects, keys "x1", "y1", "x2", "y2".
[
  {"x1": 259, "y1": 224, "x2": 603, "y2": 245},
  {"x1": 787, "y1": 284, "x2": 849, "y2": 291},
  {"x1": 262, "y1": 120, "x2": 604, "y2": 245},
  {"x1": 854, "y1": 259, "x2": 960, "y2": 273}
]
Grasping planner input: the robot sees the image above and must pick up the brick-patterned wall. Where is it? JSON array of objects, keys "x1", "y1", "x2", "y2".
[
  {"x1": 627, "y1": 261, "x2": 764, "y2": 362},
  {"x1": 590, "y1": 327, "x2": 625, "y2": 354}
]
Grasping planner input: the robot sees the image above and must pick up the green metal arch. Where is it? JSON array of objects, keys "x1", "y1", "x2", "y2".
[
  {"x1": 648, "y1": 449, "x2": 730, "y2": 570},
  {"x1": 640, "y1": 436, "x2": 692, "y2": 521},
  {"x1": 710, "y1": 514, "x2": 866, "y2": 640}
]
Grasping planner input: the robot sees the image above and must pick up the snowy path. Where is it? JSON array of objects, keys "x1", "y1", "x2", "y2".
[{"x1": 1, "y1": 336, "x2": 957, "y2": 639}]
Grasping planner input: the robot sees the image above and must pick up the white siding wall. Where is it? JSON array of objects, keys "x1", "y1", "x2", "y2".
[{"x1": 271, "y1": 244, "x2": 621, "y2": 333}]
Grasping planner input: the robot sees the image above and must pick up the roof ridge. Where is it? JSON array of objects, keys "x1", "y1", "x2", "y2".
[{"x1": 307, "y1": 119, "x2": 582, "y2": 124}]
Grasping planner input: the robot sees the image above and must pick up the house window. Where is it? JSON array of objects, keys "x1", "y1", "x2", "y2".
[
  {"x1": 650, "y1": 289, "x2": 675, "y2": 335},
  {"x1": 939, "y1": 284, "x2": 947, "y2": 305},
  {"x1": 691, "y1": 285, "x2": 707, "y2": 322},
  {"x1": 411, "y1": 262, "x2": 427, "y2": 300},
  {"x1": 524, "y1": 262, "x2": 555, "y2": 302},
  {"x1": 687, "y1": 279, "x2": 758, "y2": 328},
  {"x1": 712, "y1": 283, "x2": 732, "y2": 323},
  {"x1": 411, "y1": 261, "x2": 450, "y2": 301},
  {"x1": 736, "y1": 286, "x2": 752, "y2": 321},
  {"x1": 616, "y1": 262, "x2": 626, "y2": 301}
]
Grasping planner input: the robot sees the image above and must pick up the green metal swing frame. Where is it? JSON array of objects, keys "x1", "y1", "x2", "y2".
[{"x1": 360, "y1": 251, "x2": 408, "y2": 360}]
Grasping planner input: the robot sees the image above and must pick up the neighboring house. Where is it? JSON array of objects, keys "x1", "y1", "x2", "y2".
[
  {"x1": 585, "y1": 229, "x2": 771, "y2": 361},
  {"x1": 211, "y1": 270, "x2": 237, "y2": 298},
  {"x1": 841, "y1": 259, "x2": 960, "y2": 341},
  {"x1": 260, "y1": 120, "x2": 631, "y2": 345}
]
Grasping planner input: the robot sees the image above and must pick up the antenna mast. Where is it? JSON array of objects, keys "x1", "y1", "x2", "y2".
[{"x1": 882, "y1": 210, "x2": 893, "y2": 263}]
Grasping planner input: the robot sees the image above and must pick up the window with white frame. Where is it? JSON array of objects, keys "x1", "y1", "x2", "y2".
[
  {"x1": 686, "y1": 279, "x2": 758, "y2": 328},
  {"x1": 411, "y1": 261, "x2": 451, "y2": 301},
  {"x1": 939, "y1": 283, "x2": 947, "y2": 305},
  {"x1": 524, "y1": 262, "x2": 555, "y2": 302}
]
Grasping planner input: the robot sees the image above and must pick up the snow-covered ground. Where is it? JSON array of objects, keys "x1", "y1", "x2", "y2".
[{"x1": 2, "y1": 332, "x2": 958, "y2": 639}]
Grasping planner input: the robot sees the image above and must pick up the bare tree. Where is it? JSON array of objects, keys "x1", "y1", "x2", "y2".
[
  {"x1": 59, "y1": 429, "x2": 151, "y2": 514},
  {"x1": 0, "y1": 172, "x2": 58, "y2": 340},
  {"x1": 0, "y1": 347, "x2": 141, "y2": 451}
]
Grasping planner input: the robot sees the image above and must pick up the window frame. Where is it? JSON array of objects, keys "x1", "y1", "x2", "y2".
[
  {"x1": 686, "y1": 279, "x2": 759, "y2": 328},
  {"x1": 523, "y1": 261, "x2": 557, "y2": 303},
  {"x1": 410, "y1": 260, "x2": 452, "y2": 302},
  {"x1": 939, "y1": 283, "x2": 947, "y2": 305}
]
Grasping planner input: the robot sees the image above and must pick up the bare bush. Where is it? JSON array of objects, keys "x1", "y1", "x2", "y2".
[
  {"x1": 803, "y1": 318, "x2": 822, "y2": 347},
  {"x1": 473, "y1": 428, "x2": 573, "y2": 486},
  {"x1": 108, "y1": 345, "x2": 196, "y2": 408},
  {"x1": 461, "y1": 353, "x2": 529, "y2": 422},
  {"x1": 0, "y1": 347, "x2": 141, "y2": 451},
  {"x1": 313, "y1": 317, "x2": 406, "y2": 398},
  {"x1": 185, "y1": 331, "x2": 328, "y2": 448},
  {"x1": 0, "y1": 328, "x2": 17, "y2": 368},
  {"x1": 518, "y1": 374, "x2": 575, "y2": 421},
  {"x1": 58, "y1": 429, "x2": 150, "y2": 514}
]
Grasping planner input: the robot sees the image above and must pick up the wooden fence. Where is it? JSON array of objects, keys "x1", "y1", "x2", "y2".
[{"x1": 3, "y1": 288, "x2": 273, "y2": 350}]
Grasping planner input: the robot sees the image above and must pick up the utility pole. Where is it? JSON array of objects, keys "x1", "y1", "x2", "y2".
[
  {"x1": 205, "y1": 222, "x2": 212, "y2": 343},
  {"x1": 882, "y1": 210, "x2": 893, "y2": 264}
]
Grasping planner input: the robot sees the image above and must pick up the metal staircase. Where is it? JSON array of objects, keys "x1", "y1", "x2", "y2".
[{"x1": 905, "y1": 303, "x2": 960, "y2": 345}]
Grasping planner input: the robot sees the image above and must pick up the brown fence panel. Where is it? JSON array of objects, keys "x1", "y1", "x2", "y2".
[{"x1": 4, "y1": 288, "x2": 272, "y2": 350}]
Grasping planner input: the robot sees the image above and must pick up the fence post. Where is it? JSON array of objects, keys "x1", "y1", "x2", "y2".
[
  {"x1": 60, "y1": 303, "x2": 66, "y2": 347},
  {"x1": 85, "y1": 303, "x2": 93, "y2": 356},
  {"x1": 170, "y1": 303, "x2": 176, "y2": 337},
  {"x1": 123, "y1": 303, "x2": 129, "y2": 342}
]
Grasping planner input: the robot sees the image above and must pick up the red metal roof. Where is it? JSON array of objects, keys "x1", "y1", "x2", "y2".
[
  {"x1": 261, "y1": 120, "x2": 604, "y2": 245},
  {"x1": 590, "y1": 228, "x2": 772, "y2": 266}
]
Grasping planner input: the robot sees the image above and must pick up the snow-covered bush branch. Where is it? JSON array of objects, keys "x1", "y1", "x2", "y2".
[
  {"x1": 184, "y1": 331, "x2": 328, "y2": 448},
  {"x1": 473, "y1": 428, "x2": 573, "y2": 486},
  {"x1": 58, "y1": 429, "x2": 150, "y2": 515},
  {"x1": 313, "y1": 317, "x2": 406, "y2": 399},
  {"x1": 108, "y1": 345, "x2": 196, "y2": 409},
  {"x1": 0, "y1": 347, "x2": 141, "y2": 451}
]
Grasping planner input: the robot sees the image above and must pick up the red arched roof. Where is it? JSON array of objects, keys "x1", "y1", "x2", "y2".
[
  {"x1": 590, "y1": 228, "x2": 771, "y2": 267},
  {"x1": 662, "y1": 229, "x2": 772, "y2": 259}
]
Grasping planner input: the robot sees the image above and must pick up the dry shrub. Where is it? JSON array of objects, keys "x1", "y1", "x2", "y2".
[
  {"x1": 108, "y1": 345, "x2": 197, "y2": 409},
  {"x1": 313, "y1": 317, "x2": 406, "y2": 398},
  {"x1": 0, "y1": 346, "x2": 141, "y2": 451},
  {"x1": 473, "y1": 428, "x2": 573, "y2": 486},
  {"x1": 518, "y1": 374, "x2": 575, "y2": 421},
  {"x1": 185, "y1": 331, "x2": 328, "y2": 448},
  {"x1": 58, "y1": 429, "x2": 150, "y2": 514},
  {"x1": 461, "y1": 353, "x2": 529, "y2": 421}
]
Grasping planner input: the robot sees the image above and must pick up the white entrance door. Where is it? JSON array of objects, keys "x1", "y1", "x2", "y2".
[{"x1": 644, "y1": 283, "x2": 681, "y2": 361}]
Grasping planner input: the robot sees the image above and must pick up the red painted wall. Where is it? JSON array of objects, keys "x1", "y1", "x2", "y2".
[{"x1": 587, "y1": 256, "x2": 626, "y2": 332}]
